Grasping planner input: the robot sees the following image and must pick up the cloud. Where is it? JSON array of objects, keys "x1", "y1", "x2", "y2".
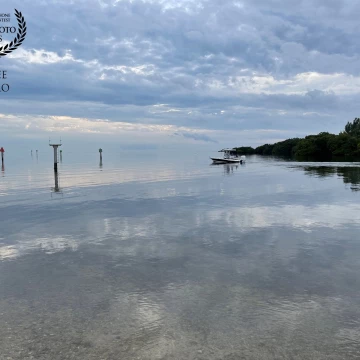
[
  {"x1": 1, "y1": 0, "x2": 360, "y2": 143},
  {"x1": 0, "y1": 112, "x2": 306, "y2": 147},
  {"x1": 9, "y1": 49, "x2": 81, "y2": 65},
  {"x1": 174, "y1": 131, "x2": 218, "y2": 143},
  {"x1": 0, "y1": 112, "x2": 220, "y2": 144}
]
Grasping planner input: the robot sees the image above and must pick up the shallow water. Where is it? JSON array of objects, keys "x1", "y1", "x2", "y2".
[{"x1": 1, "y1": 150, "x2": 360, "y2": 359}]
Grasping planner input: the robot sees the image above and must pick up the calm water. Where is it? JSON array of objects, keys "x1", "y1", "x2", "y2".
[{"x1": 1, "y1": 150, "x2": 360, "y2": 359}]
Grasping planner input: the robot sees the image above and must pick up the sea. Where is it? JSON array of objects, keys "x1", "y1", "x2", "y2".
[{"x1": 1, "y1": 148, "x2": 360, "y2": 359}]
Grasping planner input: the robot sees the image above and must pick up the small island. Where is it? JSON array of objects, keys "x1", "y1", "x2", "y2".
[{"x1": 234, "y1": 118, "x2": 360, "y2": 161}]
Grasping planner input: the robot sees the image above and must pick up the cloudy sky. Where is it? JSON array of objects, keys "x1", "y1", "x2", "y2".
[{"x1": 1, "y1": 0, "x2": 360, "y2": 148}]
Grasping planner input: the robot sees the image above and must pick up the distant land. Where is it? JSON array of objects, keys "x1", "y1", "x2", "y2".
[{"x1": 234, "y1": 118, "x2": 360, "y2": 161}]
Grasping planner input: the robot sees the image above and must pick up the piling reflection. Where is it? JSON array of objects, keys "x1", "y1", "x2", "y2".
[
  {"x1": 300, "y1": 166, "x2": 360, "y2": 191},
  {"x1": 1, "y1": 163, "x2": 4, "y2": 176},
  {"x1": 51, "y1": 170, "x2": 61, "y2": 194}
]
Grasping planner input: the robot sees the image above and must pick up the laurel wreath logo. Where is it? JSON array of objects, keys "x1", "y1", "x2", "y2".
[{"x1": 0, "y1": 9, "x2": 26, "y2": 57}]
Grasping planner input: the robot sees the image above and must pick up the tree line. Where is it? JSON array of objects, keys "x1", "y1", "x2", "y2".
[{"x1": 234, "y1": 118, "x2": 360, "y2": 160}]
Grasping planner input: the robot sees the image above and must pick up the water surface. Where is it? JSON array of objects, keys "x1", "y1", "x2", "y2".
[{"x1": 1, "y1": 151, "x2": 360, "y2": 359}]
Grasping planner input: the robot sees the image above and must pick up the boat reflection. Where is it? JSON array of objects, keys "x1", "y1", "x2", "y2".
[{"x1": 211, "y1": 163, "x2": 239, "y2": 175}]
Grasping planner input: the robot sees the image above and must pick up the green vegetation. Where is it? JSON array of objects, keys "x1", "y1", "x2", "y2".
[
  {"x1": 234, "y1": 118, "x2": 360, "y2": 161},
  {"x1": 232, "y1": 146, "x2": 256, "y2": 155},
  {"x1": 345, "y1": 118, "x2": 360, "y2": 137}
]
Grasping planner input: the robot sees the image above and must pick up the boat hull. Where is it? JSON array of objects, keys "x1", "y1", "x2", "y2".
[{"x1": 210, "y1": 157, "x2": 243, "y2": 164}]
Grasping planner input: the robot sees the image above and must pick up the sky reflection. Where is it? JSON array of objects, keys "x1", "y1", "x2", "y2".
[{"x1": 1, "y1": 155, "x2": 360, "y2": 359}]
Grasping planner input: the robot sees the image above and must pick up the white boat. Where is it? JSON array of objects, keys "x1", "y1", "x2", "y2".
[{"x1": 210, "y1": 149, "x2": 246, "y2": 164}]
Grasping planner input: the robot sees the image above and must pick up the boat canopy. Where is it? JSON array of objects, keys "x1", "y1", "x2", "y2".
[{"x1": 219, "y1": 148, "x2": 238, "y2": 156}]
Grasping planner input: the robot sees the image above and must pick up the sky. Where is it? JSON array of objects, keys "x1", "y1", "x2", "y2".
[{"x1": 1, "y1": 0, "x2": 360, "y2": 149}]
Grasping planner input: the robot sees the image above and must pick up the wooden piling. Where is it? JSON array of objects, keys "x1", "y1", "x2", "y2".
[{"x1": 0, "y1": 147, "x2": 4, "y2": 164}]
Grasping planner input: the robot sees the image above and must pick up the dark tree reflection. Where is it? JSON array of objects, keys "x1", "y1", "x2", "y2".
[
  {"x1": 300, "y1": 166, "x2": 360, "y2": 191},
  {"x1": 337, "y1": 167, "x2": 360, "y2": 191}
]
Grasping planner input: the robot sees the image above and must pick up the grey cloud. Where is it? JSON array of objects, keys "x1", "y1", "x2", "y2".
[
  {"x1": 1, "y1": 0, "x2": 360, "y2": 141},
  {"x1": 174, "y1": 131, "x2": 218, "y2": 143}
]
